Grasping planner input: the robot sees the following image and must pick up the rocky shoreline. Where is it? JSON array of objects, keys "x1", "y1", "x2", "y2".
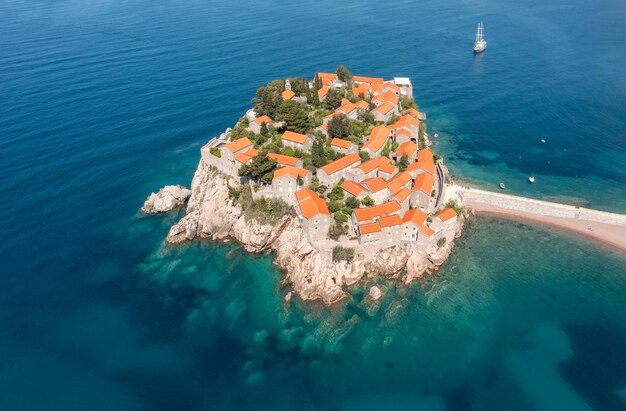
[{"x1": 163, "y1": 158, "x2": 463, "y2": 304}]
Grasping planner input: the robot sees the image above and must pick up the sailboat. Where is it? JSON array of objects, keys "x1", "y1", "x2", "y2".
[{"x1": 473, "y1": 22, "x2": 487, "y2": 53}]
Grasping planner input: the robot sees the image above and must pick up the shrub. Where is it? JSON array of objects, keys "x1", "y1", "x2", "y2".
[
  {"x1": 363, "y1": 195, "x2": 374, "y2": 206},
  {"x1": 210, "y1": 147, "x2": 221, "y2": 158},
  {"x1": 445, "y1": 199, "x2": 464, "y2": 215},
  {"x1": 334, "y1": 211, "x2": 348, "y2": 223},
  {"x1": 332, "y1": 245, "x2": 355, "y2": 262},
  {"x1": 345, "y1": 197, "x2": 360, "y2": 209},
  {"x1": 329, "y1": 221, "x2": 348, "y2": 240},
  {"x1": 328, "y1": 183, "x2": 345, "y2": 201},
  {"x1": 437, "y1": 237, "x2": 447, "y2": 248},
  {"x1": 328, "y1": 200, "x2": 344, "y2": 213}
]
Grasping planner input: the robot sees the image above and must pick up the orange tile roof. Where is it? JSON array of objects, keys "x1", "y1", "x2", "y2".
[
  {"x1": 383, "y1": 82, "x2": 401, "y2": 93},
  {"x1": 377, "y1": 162, "x2": 397, "y2": 175},
  {"x1": 316, "y1": 73, "x2": 337, "y2": 86},
  {"x1": 391, "y1": 114, "x2": 420, "y2": 129},
  {"x1": 281, "y1": 90, "x2": 295, "y2": 100},
  {"x1": 396, "y1": 128, "x2": 412, "y2": 138},
  {"x1": 358, "y1": 156, "x2": 391, "y2": 174},
  {"x1": 340, "y1": 180, "x2": 365, "y2": 196},
  {"x1": 435, "y1": 208, "x2": 458, "y2": 222},
  {"x1": 254, "y1": 115, "x2": 272, "y2": 125},
  {"x1": 364, "y1": 125, "x2": 391, "y2": 153},
  {"x1": 267, "y1": 152, "x2": 299, "y2": 167},
  {"x1": 393, "y1": 187, "x2": 411, "y2": 202},
  {"x1": 352, "y1": 84, "x2": 371, "y2": 98},
  {"x1": 373, "y1": 101, "x2": 395, "y2": 115},
  {"x1": 383, "y1": 90, "x2": 399, "y2": 105},
  {"x1": 318, "y1": 86, "x2": 330, "y2": 97},
  {"x1": 337, "y1": 100, "x2": 356, "y2": 114},
  {"x1": 295, "y1": 188, "x2": 330, "y2": 219},
  {"x1": 331, "y1": 138, "x2": 353, "y2": 149},
  {"x1": 281, "y1": 130, "x2": 309, "y2": 144},
  {"x1": 371, "y1": 94, "x2": 386, "y2": 105},
  {"x1": 354, "y1": 100, "x2": 369, "y2": 110},
  {"x1": 320, "y1": 153, "x2": 361, "y2": 175},
  {"x1": 370, "y1": 83, "x2": 383, "y2": 95},
  {"x1": 235, "y1": 152, "x2": 253, "y2": 164},
  {"x1": 396, "y1": 141, "x2": 418, "y2": 158},
  {"x1": 359, "y1": 222, "x2": 381, "y2": 234},
  {"x1": 419, "y1": 226, "x2": 435, "y2": 236},
  {"x1": 387, "y1": 172, "x2": 412, "y2": 193},
  {"x1": 225, "y1": 137, "x2": 253, "y2": 153},
  {"x1": 380, "y1": 214, "x2": 402, "y2": 228},
  {"x1": 273, "y1": 166, "x2": 309, "y2": 179},
  {"x1": 402, "y1": 209, "x2": 427, "y2": 226},
  {"x1": 407, "y1": 149, "x2": 435, "y2": 175},
  {"x1": 412, "y1": 173, "x2": 435, "y2": 194},
  {"x1": 361, "y1": 177, "x2": 388, "y2": 193},
  {"x1": 246, "y1": 148, "x2": 260, "y2": 157},
  {"x1": 353, "y1": 201, "x2": 401, "y2": 222},
  {"x1": 352, "y1": 75, "x2": 384, "y2": 84}
]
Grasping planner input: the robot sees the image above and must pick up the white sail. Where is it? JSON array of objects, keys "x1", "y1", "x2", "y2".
[{"x1": 473, "y1": 21, "x2": 487, "y2": 52}]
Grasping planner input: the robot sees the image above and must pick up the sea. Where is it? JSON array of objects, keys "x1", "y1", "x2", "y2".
[{"x1": 1, "y1": 0, "x2": 625, "y2": 410}]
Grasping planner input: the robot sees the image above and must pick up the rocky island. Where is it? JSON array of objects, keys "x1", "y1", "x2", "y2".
[{"x1": 159, "y1": 67, "x2": 464, "y2": 304}]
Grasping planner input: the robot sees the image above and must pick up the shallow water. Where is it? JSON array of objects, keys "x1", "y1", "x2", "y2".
[{"x1": 1, "y1": 0, "x2": 625, "y2": 410}]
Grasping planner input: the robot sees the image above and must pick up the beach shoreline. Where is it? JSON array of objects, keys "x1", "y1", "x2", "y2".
[{"x1": 468, "y1": 203, "x2": 626, "y2": 253}]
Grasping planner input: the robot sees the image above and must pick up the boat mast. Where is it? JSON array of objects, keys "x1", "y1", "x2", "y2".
[{"x1": 475, "y1": 23, "x2": 481, "y2": 44}]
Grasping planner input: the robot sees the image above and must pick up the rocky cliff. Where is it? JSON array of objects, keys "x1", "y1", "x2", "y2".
[{"x1": 166, "y1": 159, "x2": 457, "y2": 304}]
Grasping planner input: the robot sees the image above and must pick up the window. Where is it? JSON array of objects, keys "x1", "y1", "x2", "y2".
[
  {"x1": 315, "y1": 227, "x2": 319, "y2": 230},
  {"x1": 387, "y1": 232, "x2": 391, "y2": 236}
]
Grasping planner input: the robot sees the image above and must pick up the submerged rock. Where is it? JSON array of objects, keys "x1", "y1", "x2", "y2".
[
  {"x1": 368, "y1": 286, "x2": 382, "y2": 301},
  {"x1": 142, "y1": 185, "x2": 191, "y2": 214}
]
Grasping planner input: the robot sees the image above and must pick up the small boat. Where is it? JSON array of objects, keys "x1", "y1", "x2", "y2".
[
  {"x1": 540, "y1": 139, "x2": 546, "y2": 144},
  {"x1": 499, "y1": 182, "x2": 506, "y2": 190},
  {"x1": 529, "y1": 175, "x2": 535, "y2": 183},
  {"x1": 473, "y1": 22, "x2": 487, "y2": 53}
]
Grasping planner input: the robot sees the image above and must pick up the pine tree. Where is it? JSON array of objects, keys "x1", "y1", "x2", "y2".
[{"x1": 314, "y1": 74, "x2": 322, "y2": 90}]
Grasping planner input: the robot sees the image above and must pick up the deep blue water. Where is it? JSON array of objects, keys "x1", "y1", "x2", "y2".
[{"x1": 1, "y1": 0, "x2": 625, "y2": 410}]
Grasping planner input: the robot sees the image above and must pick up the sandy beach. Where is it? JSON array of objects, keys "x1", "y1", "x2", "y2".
[{"x1": 468, "y1": 202, "x2": 626, "y2": 253}]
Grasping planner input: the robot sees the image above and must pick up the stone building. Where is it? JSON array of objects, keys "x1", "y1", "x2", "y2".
[
  {"x1": 295, "y1": 188, "x2": 331, "y2": 242},
  {"x1": 317, "y1": 153, "x2": 361, "y2": 187}
]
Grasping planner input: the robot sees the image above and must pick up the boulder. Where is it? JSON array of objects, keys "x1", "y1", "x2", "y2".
[
  {"x1": 142, "y1": 185, "x2": 191, "y2": 213},
  {"x1": 368, "y1": 285, "x2": 382, "y2": 301}
]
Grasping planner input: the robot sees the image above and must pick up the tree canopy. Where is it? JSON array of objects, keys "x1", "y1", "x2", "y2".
[
  {"x1": 324, "y1": 88, "x2": 343, "y2": 110},
  {"x1": 238, "y1": 155, "x2": 277, "y2": 184},
  {"x1": 311, "y1": 139, "x2": 327, "y2": 168},
  {"x1": 327, "y1": 113, "x2": 352, "y2": 139},
  {"x1": 397, "y1": 154, "x2": 409, "y2": 171},
  {"x1": 336, "y1": 65, "x2": 352, "y2": 83},
  {"x1": 275, "y1": 100, "x2": 311, "y2": 133},
  {"x1": 252, "y1": 80, "x2": 283, "y2": 118}
]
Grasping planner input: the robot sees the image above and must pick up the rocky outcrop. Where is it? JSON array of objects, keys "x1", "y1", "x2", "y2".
[
  {"x1": 165, "y1": 159, "x2": 460, "y2": 304},
  {"x1": 142, "y1": 185, "x2": 191, "y2": 214},
  {"x1": 368, "y1": 286, "x2": 382, "y2": 301}
]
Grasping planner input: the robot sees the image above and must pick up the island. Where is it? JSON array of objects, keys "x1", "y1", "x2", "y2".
[{"x1": 155, "y1": 66, "x2": 626, "y2": 305}]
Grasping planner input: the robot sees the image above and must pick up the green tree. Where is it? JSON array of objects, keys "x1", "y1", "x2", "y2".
[
  {"x1": 275, "y1": 100, "x2": 311, "y2": 133},
  {"x1": 327, "y1": 200, "x2": 343, "y2": 213},
  {"x1": 418, "y1": 122, "x2": 427, "y2": 149},
  {"x1": 398, "y1": 154, "x2": 409, "y2": 171},
  {"x1": 328, "y1": 183, "x2": 345, "y2": 201},
  {"x1": 314, "y1": 74, "x2": 323, "y2": 90},
  {"x1": 336, "y1": 65, "x2": 352, "y2": 83},
  {"x1": 251, "y1": 81, "x2": 283, "y2": 118},
  {"x1": 327, "y1": 113, "x2": 352, "y2": 139},
  {"x1": 345, "y1": 196, "x2": 360, "y2": 209},
  {"x1": 359, "y1": 150, "x2": 370, "y2": 161},
  {"x1": 363, "y1": 195, "x2": 374, "y2": 206},
  {"x1": 238, "y1": 155, "x2": 277, "y2": 183},
  {"x1": 311, "y1": 139, "x2": 327, "y2": 168},
  {"x1": 325, "y1": 88, "x2": 343, "y2": 110}
]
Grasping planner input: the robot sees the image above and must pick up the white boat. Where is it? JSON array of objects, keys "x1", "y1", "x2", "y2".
[
  {"x1": 473, "y1": 22, "x2": 487, "y2": 53},
  {"x1": 541, "y1": 139, "x2": 546, "y2": 144},
  {"x1": 529, "y1": 176, "x2": 535, "y2": 183},
  {"x1": 499, "y1": 182, "x2": 506, "y2": 190}
]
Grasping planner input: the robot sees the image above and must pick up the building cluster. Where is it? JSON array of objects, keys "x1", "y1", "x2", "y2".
[{"x1": 201, "y1": 71, "x2": 458, "y2": 250}]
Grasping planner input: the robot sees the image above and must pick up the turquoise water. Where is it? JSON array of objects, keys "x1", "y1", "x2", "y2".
[{"x1": 1, "y1": 0, "x2": 625, "y2": 410}]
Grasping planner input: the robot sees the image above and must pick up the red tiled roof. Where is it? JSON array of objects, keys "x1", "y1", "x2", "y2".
[
  {"x1": 281, "y1": 131, "x2": 309, "y2": 144},
  {"x1": 359, "y1": 222, "x2": 381, "y2": 234},
  {"x1": 402, "y1": 209, "x2": 427, "y2": 226},
  {"x1": 340, "y1": 180, "x2": 365, "y2": 196},
  {"x1": 412, "y1": 173, "x2": 435, "y2": 194},
  {"x1": 320, "y1": 153, "x2": 361, "y2": 175},
  {"x1": 435, "y1": 208, "x2": 458, "y2": 222},
  {"x1": 373, "y1": 101, "x2": 395, "y2": 115},
  {"x1": 318, "y1": 86, "x2": 330, "y2": 97},
  {"x1": 331, "y1": 138, "x2": 353, "y2": 149},
  {"x1": 281, "y1": 90, "x2": 295, "y2": 100},
  {"x1": 358, "y1": 156, "x2": 391, "y2": 174},
  {"x1": 254, "y1": 115, "x2": 272, "y2": 125},
  {"x1": 406, "y1": 149, "x2": 435, "y2": 175},
  {"x1": 383, "y1": 90, "x2": 399, "y2": 105},
  {"x1": 361, "y1": 177, "x2": 388, "y2": 193},
  {"x1": 379, "y1": 214, "x2": 402, "y2": 228},
  {"x1": 273, "y1": 166, "x2": 309, "y2": 179},
  {"x1": 353, "y1": 201, "x2": 401, "y2": 222},
  {"x1": 316, "y1": 73, "x2": 337, "y2": 86},
  {"x1": 354, "y1": 100, "x2": 369, "y2": 110},
  {"x1": 225, "y1": 137, "x2": 253, "y2": 153},
  {"x1": 393, "y1": 187, "x2": 410, "y2": 202},
  {"x1": 353, "y1": 75, "x2": 384, "y2": 84},
  {"x1": 295, "y1": 188, "x2": 330, "y2": 219},
  {"x1": 234, "y1": 148, "x2": 259, "y2": 165},
  {"x1": 383, "y1": 82, "x2": 401, "y2": 93},
  {"x1": 363, "y1": 125, "x2": 391, "y2": 153},
  {"x1": 337, "y1": 100, "x2": 356, "y2": 114},
  {"x1": 396, "y1": 141, "x2": 418, "y2": 158},
  {"x1": 352, "y1": 84, "x2": 371, "y2": 98},
  {"x1": 419, "y1": 226, "x2": 435, "y2": 236},
  {"x1": 267, "y1": 152, "x2": 299, "y2": 167},
  {"x1": 387, "y1": 172, "x2": 412, "y2": 193}
]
